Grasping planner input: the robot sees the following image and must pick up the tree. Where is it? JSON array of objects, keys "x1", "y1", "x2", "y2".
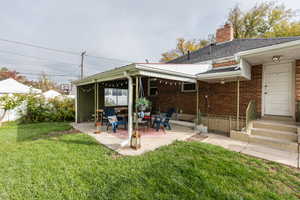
[
  {"x1": 32, "y1": 72, "x2": 59, "y2": 92},
  {"x1": 0, "y1": 67, "x2": 27, "y2": 82},
  {"x1": 160, "y1": 38, "x2": 209, "y2": 62},
  {"x1": 227, "y1": 2, "x2": 298, "y2": 38},
  {"x1": 160, "y1": 1, "x2": 300, "y2": 62}
]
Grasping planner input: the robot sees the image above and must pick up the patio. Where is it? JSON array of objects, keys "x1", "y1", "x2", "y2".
[{"x1": 72, "y1": 122, "x2": 196, "y2": 155}]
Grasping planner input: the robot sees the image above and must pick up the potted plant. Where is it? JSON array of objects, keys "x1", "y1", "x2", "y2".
[{"x1": 136, "y1": 97, "x2": 151, "y2": 111}]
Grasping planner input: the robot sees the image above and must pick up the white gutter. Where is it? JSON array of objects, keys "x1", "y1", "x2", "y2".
[
  {"x1": 73, "y1": 64, "x2": 135, "y2": 85},
  {"x1": 74, "y1": 63, "x2": 200, "y2": 86},
  {"x1": 197, "y1": 70, "x2": 242, "y2": 80},
  {"x1": 235, "y1": 39, "x2": 300, "y2": 60},
  {"x1": 136, "y1": 64, "x2": 197, "y2": 79}
]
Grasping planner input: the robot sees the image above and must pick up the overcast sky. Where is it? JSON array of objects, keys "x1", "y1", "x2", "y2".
[{"x1": 0, "y1": 0, "x2": 299, "y2": 83}]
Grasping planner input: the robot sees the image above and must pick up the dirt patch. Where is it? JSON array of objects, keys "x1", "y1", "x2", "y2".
[
  {"x1": 47, "y1": 128, "x2": 81, "y2": 137},
  {"x1": 186, "y1": 134, "x2": 208, "y2": 142}
]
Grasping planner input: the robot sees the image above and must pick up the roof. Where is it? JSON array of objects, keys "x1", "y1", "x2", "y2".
[
  {"x1": 43, "y1": 90, "x2": 61, "y2": 98},
  {"x1": 0, "y1": 78, "x2": 41, "y2": 94},
  {"x1": 137, "y1": 63, "x2": 210, "y2": 76},
  {"x1": 168, "y1": 36, "x2": 300, "y2": 64},
  {"x1": 73, "y1": 63, "x2": 211, "y2": 85},
  {"x1": 197, "y1": 66, "x2": 240, "y2": 75}
]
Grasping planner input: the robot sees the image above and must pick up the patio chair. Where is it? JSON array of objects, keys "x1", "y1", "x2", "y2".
[
  {"x1": 104, "y1": 107, "x2": 127, "y2": 132},
  {"x1": 153, "y1": 108, "x2": 176, "y2": 131},
  {"x1": 107, "y1": 115, "x2": 127, "y2": 133}
]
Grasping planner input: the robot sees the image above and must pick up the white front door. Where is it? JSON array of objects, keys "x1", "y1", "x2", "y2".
[{"x1": 263, "y1": 63, "x2": 292, "y2": 116}]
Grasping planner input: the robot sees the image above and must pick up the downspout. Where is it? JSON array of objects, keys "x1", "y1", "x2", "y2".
[{"x1": 121, "y1": 71, "x2": 133, "y2": 147}]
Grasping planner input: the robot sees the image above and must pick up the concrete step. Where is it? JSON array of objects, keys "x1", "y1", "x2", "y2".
[
  {"x1": 251, "y1": 128, "x2": 298, "y2": 142},
  {"x1": 261, "y1": 115, "x2": 294, "y2": 122},
  {"x1": 252, "y1": 121, "x2": 298, "y2": 133},
  {"x1": 249, "y1": 135, "x2": 298, "y2": 153}
]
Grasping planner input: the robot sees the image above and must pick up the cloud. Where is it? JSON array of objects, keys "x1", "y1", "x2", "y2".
[{"x1": 0, "y1": 0, "x2": 298, "y2": 82}]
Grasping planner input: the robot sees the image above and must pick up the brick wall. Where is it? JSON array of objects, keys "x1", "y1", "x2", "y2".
[
  {"x1": 295, "y1": 60, "x2": 300, "y2": 120},
  {"x1": 148, "y1": 65, "x2": 263, "y2": 117},
  {"x1": 216, "y1": 23, "x2": 234, "y2": 43},
  {"x1": 295, "y1": 60, "x2": 300, "y2": 101},
  {"x1": 212, "y1": 60, "x2": 238, "y2": 68}
]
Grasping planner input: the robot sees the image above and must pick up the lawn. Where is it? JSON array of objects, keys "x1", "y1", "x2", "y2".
[{"x1": 0, "y1": 122, "x2": 299, "y2": 200}]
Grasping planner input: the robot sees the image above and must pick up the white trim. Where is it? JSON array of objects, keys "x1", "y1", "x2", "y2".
[
  {"x1": 139, "y1": 70, "x2": 196, "y2": 83},
  {"x1": 196, "y1": 70, "x2": 242, "y2": 80},
  {"x1": 236, "y1": 39, "x2": 300, "y2": 60},
  {"x1": 136, "y1": 64, "x2": 197, "y2": 79},
  {"x1": 262, "y1": 62, "x2": 293, "y2": 117},
  {"x1": 73, "y1": 63, "x2": 200, "y2": 86}
]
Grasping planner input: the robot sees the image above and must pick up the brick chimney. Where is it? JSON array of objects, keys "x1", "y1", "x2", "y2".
[{"x1": 216, "y1": 23, "x2": 234, "y2": 43}]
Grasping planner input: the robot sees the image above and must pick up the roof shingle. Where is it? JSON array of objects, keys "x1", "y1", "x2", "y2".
[{"x1": 168, "y1": 37, "x2": 300, "y2": 64}]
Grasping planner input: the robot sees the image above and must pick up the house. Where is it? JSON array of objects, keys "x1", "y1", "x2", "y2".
[
  {"x1": 0, "y1": 78, "x2": 41, "y2": 94},
  {"x1": 0, "y1": 78, "x2": 41, "y2": 122},
  {"x1": 43, "y1": 89, "x2": 61, "y2": 99},
  {"x1": 73, "y1": 23, "x2": 300, "y2": 151}
]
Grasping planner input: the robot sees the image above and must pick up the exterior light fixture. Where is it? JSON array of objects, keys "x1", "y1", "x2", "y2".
[
  {"x1": 220, "y1": 80, "x2": 225, "y2": 84},
  {"x1": 272, "y1": 55, "x2": 281, "y2": 63}
]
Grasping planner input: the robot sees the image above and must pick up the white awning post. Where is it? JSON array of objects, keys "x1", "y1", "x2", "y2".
[
  {"x1": 196, "y1": 81, "x2": 199, "y2": 127},
  {"x1": 94, "y1": 82, "x2": 97, "y2": 124},
  {"x1": 127, "y1": 73, "x2": 133, "y2": 142}
]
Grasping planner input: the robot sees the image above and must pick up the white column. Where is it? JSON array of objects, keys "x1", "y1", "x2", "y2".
[
  {"x1": 237, "y1": 79, "x2": 240, "y2": 130},
  {"x1": 127, "y1": 74, "x2": 133, "y2": 142},
  {"x1": 196, "y1": 81, "x2": 199, "y2": 126}
]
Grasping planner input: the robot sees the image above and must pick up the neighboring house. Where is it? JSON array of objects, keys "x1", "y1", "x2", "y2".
[
  {"x1": 0, "y1": 78, "x2": 41, "y2": 122},
  {"x1": 0, "y1": 78, "x2": 41, "y2": 94},
  {"x1": 43, "y1": 90, "x2": 61, "y2": 99}
]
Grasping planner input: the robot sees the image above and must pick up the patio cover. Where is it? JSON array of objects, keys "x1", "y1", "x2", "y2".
[{"x1": 73, "y1": 63, "x2": 211, "y2": 86}]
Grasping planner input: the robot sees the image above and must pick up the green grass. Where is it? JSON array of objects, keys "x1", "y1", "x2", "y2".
[{"x1": 0, "y1": 122, "x2": 299, "y2": 200}]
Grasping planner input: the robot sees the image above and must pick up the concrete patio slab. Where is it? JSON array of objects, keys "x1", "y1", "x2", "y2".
[
  {"x1": 72, "y1": 122, "x2": 299, "y2": 167},
  {"x1": 72, "y1": 122, "x2": 195, "y2": 156},
  {"x1": 201, "y1": 133, "x2": 299, "y2": 168}
]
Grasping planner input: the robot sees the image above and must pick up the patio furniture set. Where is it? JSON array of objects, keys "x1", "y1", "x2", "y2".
[{"x1": 95, "y1": 107, "x2": 176, "y2": 133}]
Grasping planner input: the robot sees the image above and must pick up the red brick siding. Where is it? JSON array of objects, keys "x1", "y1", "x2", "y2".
[
  {"x1": 212, "y1": 60, "x2": 238, "y2": 68},
  {"x1": 145, "y1": 80, "x2": 200, "y2": 114},
  {"x1": 216, "y1": 24, "x2": 234, "y2": 43},
  {"x1": 295, "y1": 60, "x2": 300, "y2": 101},
  {"x1": 147, "y1": 65, "x2": 263, "y2": 116}
]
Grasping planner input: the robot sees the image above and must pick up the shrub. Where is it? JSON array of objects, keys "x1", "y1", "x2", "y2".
[{"x1": 18, "y1": 94, "x2": 75, "y2": 123}]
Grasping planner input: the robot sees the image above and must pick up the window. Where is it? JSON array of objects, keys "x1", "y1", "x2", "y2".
[
  {"x1": 105, "y1": 88, "x2": 128, "y2": 106},
  {"x1": 182, "y1": 82, "x2": 196, "y2": 92},
  {"x1": 148, "y1": 78, "x2": 158, "y2": 96}
]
